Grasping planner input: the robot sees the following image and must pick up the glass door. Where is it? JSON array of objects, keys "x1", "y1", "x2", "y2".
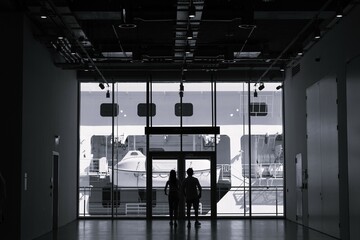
[{"x1": 148, "y1": 151, "x2": 217, "y2": 219}]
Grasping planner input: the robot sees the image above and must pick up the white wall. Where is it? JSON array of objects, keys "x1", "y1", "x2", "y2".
[{"x1": 284, "y1": 4, "x2": 360, "y2": 240}]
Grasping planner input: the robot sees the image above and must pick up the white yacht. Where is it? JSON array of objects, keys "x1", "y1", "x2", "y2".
[{"x1": 109, "y1": 150, "x2": 221, "y2": 187}]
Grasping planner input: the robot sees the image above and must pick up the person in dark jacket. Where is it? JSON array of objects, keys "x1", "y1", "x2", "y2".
[
  {"x1": 182, "y1": 168, "x2": 202, "y2": 228},
  {"x1": 164, "y1": 169, "x2": 181, "y2": 227}
]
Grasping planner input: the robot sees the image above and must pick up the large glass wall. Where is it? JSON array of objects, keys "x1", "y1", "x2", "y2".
[
  {"x1": 215, "y1": 83, "x2": 250, "y2": 216},
  {"x1": 79, "y1": 83, "x2": 113, "y2": 217},
  {"x1": 248, "y1": 83, "x2": 283, "y2": 216},
  {"x1": 79, "y1": 81, "x2": 283, "y2": 218},
  {"x1": 79, "y1": 82, "x2": 147, "y2": 217}
]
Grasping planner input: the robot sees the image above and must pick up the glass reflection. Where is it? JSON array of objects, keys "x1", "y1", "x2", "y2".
[{"x1": 79, "y1": 81, "x2": 284, "y2": 217}]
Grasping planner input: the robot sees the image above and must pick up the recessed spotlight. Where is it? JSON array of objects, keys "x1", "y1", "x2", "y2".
[{"x1": 189, "y1": 1, "x2": 196, "y2": 18}]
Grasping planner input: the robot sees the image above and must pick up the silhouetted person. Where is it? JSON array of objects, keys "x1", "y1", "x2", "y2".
[
  {"x1": 182, "y1": 168, "x2": 202, "y2": 228},
  {"x1": 164, "y1": 169, "x2": 181, "y2": 227}
]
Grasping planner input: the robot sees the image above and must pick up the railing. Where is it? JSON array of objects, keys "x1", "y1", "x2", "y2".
[
  {"x1": 125, "y1": 203, "x2": 146, "y2": 215},
  {"x1": 186, "y1": 203, "x2": 203, "y2": 215},
  {"x1": 218, "y1": 185, "x2": 284, "y2": 217},
  {"x1": 124, "y1": 203, "x2": 203, "y2": 215},
  {"x1": 217, "y1": 164, "x2": 231, "y2": 181},
  {"x1": 78, "y1": 180, "x2": 283, "y2": 217}
]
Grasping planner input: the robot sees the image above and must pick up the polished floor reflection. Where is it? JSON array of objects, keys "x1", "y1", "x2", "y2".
[{"x1": 35, "y1": 219, "x2": 338, "y2": 240}]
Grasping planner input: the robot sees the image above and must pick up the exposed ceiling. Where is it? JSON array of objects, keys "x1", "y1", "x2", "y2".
[{"x1": 7, "y1": 0, "x2": 356, "y2": 82}]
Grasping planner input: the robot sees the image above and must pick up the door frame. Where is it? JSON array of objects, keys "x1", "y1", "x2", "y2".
[
  {"x1": 52, "y1": 151, "x2": 59, "y2": 231},
  {"x1": 147, "y1": 151, "x2": 217, "y2": 219}
]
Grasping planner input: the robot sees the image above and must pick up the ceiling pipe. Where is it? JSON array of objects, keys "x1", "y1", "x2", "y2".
[{"x1": 45, "y1": 0, "x2": 110, "y2": 87}]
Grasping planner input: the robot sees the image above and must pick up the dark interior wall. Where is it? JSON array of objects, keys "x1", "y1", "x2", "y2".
[
  {"x1": 0, "y1": 13, "x2": 24, "y2": 240},
  {"x1": 284, "y1": 4, "x2": 360, "y2": 240},
  {"x1": 20, "y1": 16, "x2": 78, "y2": 240},
  {"x1": 346, "y1": 56, "x2": 360, "y2": 240}
]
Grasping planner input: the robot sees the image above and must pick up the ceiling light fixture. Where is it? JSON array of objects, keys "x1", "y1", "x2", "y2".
[
  {"x1": 314, "y1": 21, "x2": 321, "y2": 40},
  {"x1": 183, "y1": 62, "x2": 188, "y2": 72},
  {"x1": 189, "y1": 1, "x2": 196, "y2": 18},
  {"x1": 181, "y1": 73, "x2": 186, "y2": 81},
  {"x1": 119, "y1": 9, "x2": 137, "y2": 29},
  {"x1": 70, "y1": 45, "x2": 77, "y2": 55},
  {"x1": 187, "y1": 25, "x2": 193, "y2": 40},
  {"x1": 336, "y1": 9, "x2": 343, "y2": 18},
  {"x1": 40, "y1": 5, "x2": 48, "y2": 19},
  {"x1": 106, "y1": 90, "x2": 110, "y2": 98},
  {"x1": 336, "y1": 1, "x2": 344, "y2": 18},
  {"x1": 238, "y1": 9, "x2": 256, "y2": 29},
  {"x1": 254, "y1": 89, "x2": 258, "y2": 98},
  {"x1": 185, "y1": 42, "x2": 191, "y2": 54},
  {"x1": 99, "y1": 83, "x2": 105, "y2": 90},
  {"x1": 280, "y1": 64, "x2": 285, "y2": 72},
  {"x1": 311, "y1": 16, "x2": 322, "y2": 40},
  {"x1": 258, "y1": 82, "x2": 265, "y2": 91}
]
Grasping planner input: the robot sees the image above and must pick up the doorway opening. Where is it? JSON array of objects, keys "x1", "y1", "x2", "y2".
[{"x1": 147, "y1": 151, "x2": 218, "y2": 219}]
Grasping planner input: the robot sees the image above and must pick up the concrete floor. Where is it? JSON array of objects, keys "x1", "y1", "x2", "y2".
[{"x1": 34, "y1": 219, "x2": 338, "y2": 240}]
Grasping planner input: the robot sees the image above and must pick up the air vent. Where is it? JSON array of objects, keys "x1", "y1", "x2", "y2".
[{"x1": 292, "y1": 63, "x2": 301, "y2": 76}]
